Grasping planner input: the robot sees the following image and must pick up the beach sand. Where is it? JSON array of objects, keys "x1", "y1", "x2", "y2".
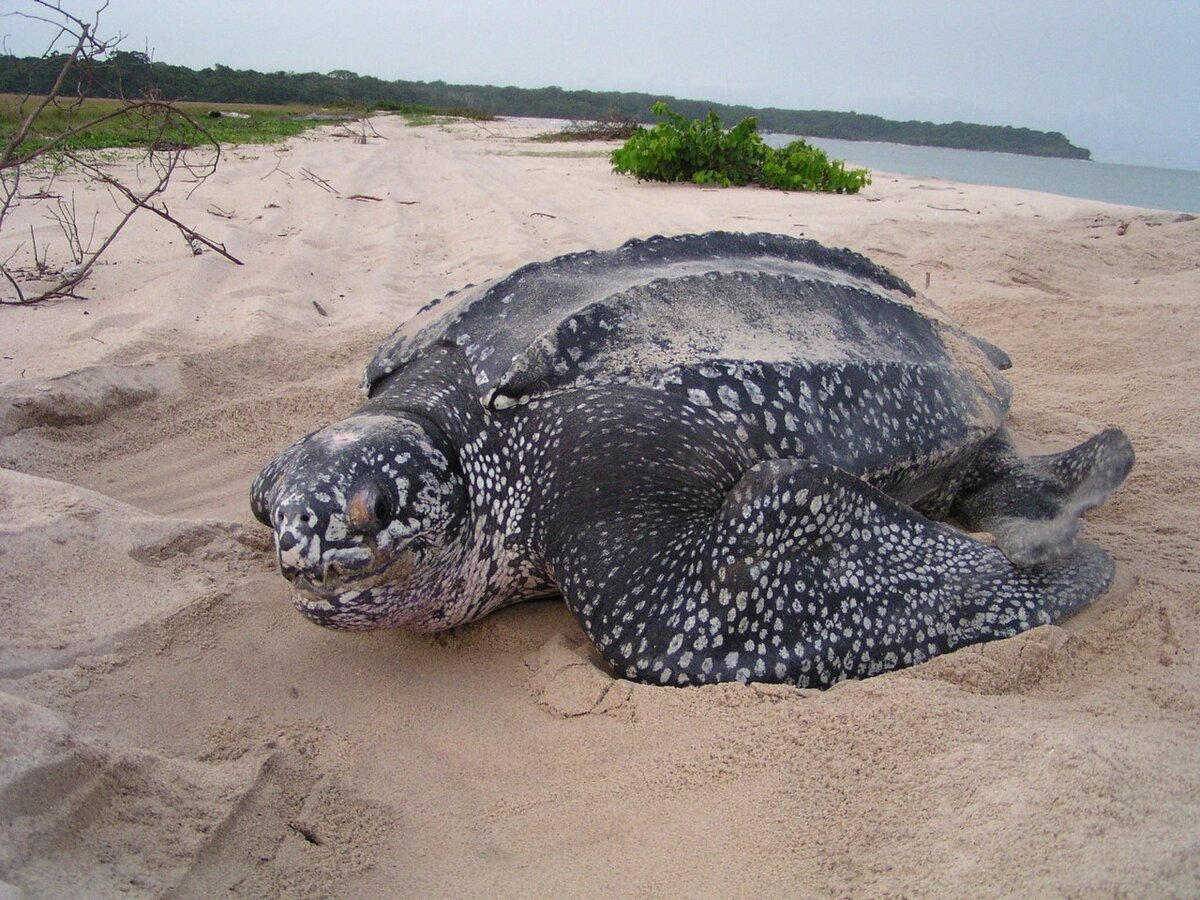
[{"x1": 1, "y1": 115, "x2": 1197, "y2": 897}]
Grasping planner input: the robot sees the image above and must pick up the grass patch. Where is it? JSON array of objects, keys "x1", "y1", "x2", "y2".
[
  {"x1": 372, "y1": 100, "x2": 494, "y2": 127},
  {"x1": 397, "y1": 111, "x2": 440, "y2": 128},
  {"x1": 1, "y1": 94, "x2": 353, "y2": 158}
]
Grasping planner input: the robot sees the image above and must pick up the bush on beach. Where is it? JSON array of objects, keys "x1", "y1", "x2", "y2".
[{"x1": 610, "y1": 102, "x2": 871, "y2": 193}]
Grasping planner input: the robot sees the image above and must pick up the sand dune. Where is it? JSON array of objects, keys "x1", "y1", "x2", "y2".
[{"x1": 1, "y1": 116, "x2": 1197, "y2": 897}]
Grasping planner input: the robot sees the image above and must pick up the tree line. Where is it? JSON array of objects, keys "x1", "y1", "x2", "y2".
[{"x1": 0, "y1": 51, "x2": 1092, "y2": 159}]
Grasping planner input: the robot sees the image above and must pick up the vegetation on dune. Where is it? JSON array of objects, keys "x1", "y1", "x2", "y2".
[
  {"x1": 0, "y1": 94, "x2": 493, "y2": 162},
  {"x1": 0, "y1": 95, "x2": 332, "y2": 160},
  {"x1": 610, "y1": 103, "x2": 871, "y2": 193},
  {"x1": 0, "y1": 52, "x2": 1091, "y2": 159}
]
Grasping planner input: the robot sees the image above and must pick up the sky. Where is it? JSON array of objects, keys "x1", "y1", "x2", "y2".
[{"x1": 4, "y1": 0, "x2": 1198, "y2": 170}]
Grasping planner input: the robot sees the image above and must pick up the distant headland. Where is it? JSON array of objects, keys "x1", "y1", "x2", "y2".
[{"x1": 0, "y1": 51, "x2": 1092, "y2": 160}]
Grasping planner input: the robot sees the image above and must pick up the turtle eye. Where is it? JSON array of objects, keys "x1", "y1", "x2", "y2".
[
  {"x1": 373, "y1": 492, "x2": 393, "y2": 523},
  {"x1": 347, "y1": 482, "x2": 394, "y2": 533}
]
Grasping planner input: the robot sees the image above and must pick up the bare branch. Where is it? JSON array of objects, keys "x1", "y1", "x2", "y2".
[
  {"x1": 260, "y1": 144, "x2": 292, "y2": 181},
  {"x1": 7, "y1": 149, "x2": 169, "y2": 304},
  {"x1": 1, "y1": 266, "x2": 27, "y2": 304},
  {"x1": 300, "y1": 167, "x2": 339, "y2": 195},
  {"x1": 0, "y1": 167, "x2": 22, "y2": 235},
  {"x1": 332, "y1": 113, "x2": 384, "y2": 145},
  {"x1": 0, "y1": 1, "x2": 239, "y2": 305},
  {"x1": 70, "y1": 153, "x2": 244, "y2": 265},
  {"x1": 29, "y1": 225, "x2": 47, "y2": 274}
]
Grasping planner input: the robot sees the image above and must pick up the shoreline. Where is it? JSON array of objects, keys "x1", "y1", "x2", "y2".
[
  {"x1": 762, "y1": 129, "x2": 1200, "y2": 214},
  {"x1": 1, "y1": 115, "x2": 1197, "y2": 896}
]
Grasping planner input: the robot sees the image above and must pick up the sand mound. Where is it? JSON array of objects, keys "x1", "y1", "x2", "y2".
[
  {"x1": 0, "y1": 467, "x2": 263, "y2": 664},
  {"x1": 0, "y1": 360, "x2": 180, "y2": 439},
  {"x1": 0, "y1": 116, "x2": 1197, "y2": 896},
  {"x1": 0, "y1": 691, "x2": 392, "y2": 898}
]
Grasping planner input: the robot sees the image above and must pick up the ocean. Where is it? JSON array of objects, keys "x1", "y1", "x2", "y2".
[{"x1": 765, "y1": 134, "x2": 1200, "y2": 214}]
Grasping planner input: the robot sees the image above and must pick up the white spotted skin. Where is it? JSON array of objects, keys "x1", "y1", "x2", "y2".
[{"x1": 253, "y1": 233, "x2": 1132, "y2": 687}]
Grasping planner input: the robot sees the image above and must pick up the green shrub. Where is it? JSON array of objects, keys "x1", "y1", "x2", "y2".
[{"x1": 610, "y1": 102, "x2": 870, "y2": 193}]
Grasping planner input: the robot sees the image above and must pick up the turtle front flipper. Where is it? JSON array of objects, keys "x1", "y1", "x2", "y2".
[
  {"x1": 544, "y1": 455, "x2": 1115, "y2": 688},
  {"x1": 951, "y1": 427, "x2": 1134, "y2": 566}
]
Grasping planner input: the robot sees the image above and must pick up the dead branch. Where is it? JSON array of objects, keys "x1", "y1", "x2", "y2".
[
  {"x1": 469, "y1": 118, "x2": 503, "y2": 139},
  {"x1": 0, "y1": 2, "x2": 240, "y2": 305},
  {"x1": 48, "y1": 193, "x2": 99, "y2": 263},
  {"x1": 333, "y1": 115, "x2": 384, "y2": 145},
  {"x1": 260, "y1": 145, "x2": 293, "y2": 181},
  {"x1": 70, "y1": 154, "x2": 244, "y2": 265},
  {"x1": 5, "y1": 152, "x2": 169, "y2": 304},
  {"x1": 0, "y1": 165, "x2": 22, "y2": 238},
  {"x1": 300, "y1": 168, "x2": 340, "y2": 195},
  {"x1": 29, "y1": 225, "x2": 47, "y2": 274},
  {"x1": 1, "y1": 265, "x2": 26, "y2": 304}
]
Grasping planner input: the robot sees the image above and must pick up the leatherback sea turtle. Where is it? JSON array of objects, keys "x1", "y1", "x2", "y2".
[{"x1": 252, "y1": 232, "x2": 1133, "y2": 688}]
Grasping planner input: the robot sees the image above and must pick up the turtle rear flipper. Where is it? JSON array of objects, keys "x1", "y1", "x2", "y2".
[{"x1": 952, "y1": 428, "x2": 1134, "y2": 566}]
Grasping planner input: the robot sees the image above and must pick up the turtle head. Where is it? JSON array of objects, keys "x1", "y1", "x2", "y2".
[{"x1": 251, "y1": 412, "x2": 469, "y2": 630}]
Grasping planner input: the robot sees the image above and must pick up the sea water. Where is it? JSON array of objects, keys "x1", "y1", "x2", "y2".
[{"x1": 765, "y1": 134, "x2": 1200, "y2": 214}]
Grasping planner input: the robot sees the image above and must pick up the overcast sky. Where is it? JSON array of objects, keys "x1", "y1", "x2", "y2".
[{"x1": 4, "y1": 0, "x2": 1198, "y2": 170}]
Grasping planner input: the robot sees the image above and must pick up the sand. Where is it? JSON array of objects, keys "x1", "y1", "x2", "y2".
[{"x1": 0, "y1": 115, "x2": 1197, "y2": 897}]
